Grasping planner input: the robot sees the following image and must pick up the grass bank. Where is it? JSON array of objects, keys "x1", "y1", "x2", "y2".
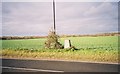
[{"x1": 1, "y1": 48, "x2": 118, "y2": 63}]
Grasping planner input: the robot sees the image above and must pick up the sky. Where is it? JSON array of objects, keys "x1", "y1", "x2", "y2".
[{"x1": 1, "y1": 1, "x2": 119, "y2": 36}]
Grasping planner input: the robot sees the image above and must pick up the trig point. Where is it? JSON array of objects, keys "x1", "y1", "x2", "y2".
[{"x1": 64, "y1": 39, "x2": 71, "y2": 49}]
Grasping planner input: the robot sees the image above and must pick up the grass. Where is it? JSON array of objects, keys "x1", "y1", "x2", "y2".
[
  {"x1": 2, "y1": 48, "x2": 118, "y2": 63},
  {"x1": 1, "y1": 36, "x2": 119, "y2": 63},
  {"x1": 2, "y1": 38, "x2": 46, "y2": 49},
  {"x1": 2, "y1": 36, "x2": 118, "y2": 50}
]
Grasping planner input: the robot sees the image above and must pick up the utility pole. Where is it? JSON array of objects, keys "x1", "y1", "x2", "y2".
[
  {"x1": 45, "y1": 0, "x2": 63, "y2": 49},
  {"x1": 53, "y1": 0, "x2": 56, "y2": 33}
]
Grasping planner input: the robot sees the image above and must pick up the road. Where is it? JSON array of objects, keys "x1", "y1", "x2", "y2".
[{"x1": 1, "y1": 58, "x2": 119, "y2": 72}]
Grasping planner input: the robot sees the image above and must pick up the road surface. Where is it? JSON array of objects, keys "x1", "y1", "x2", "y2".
[{"x1": 1, "y1": 58, "x2": 119, "y2": 72}]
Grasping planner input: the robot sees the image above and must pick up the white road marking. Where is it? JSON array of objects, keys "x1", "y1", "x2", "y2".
[{"x1": 1, "y1": 66, "x2": 64, "y2": 72}]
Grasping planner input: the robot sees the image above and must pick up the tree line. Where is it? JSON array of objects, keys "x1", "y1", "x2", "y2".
[
  {"x1": 60, "y1": 32, "x2": 120, "y2": 37},
  {"x1": 0, "y1": 36, "x2": 47, "y2": 40},
  {"x1": 0, "y1": 32, "x2": 120, "y2": 40}
]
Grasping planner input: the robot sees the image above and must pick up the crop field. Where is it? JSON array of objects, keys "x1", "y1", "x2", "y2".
[
  {"x1": 1, "y1": 36, "x2": 119, "y2": 63},
  {"x1": 2, "y1": 36, "x2": 118, "y2": 50}
]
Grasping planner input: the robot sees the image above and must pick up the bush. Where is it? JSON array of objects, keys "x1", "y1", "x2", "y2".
[{"x1": 45, "y1": 30, "x2": 63, "y2": 49}]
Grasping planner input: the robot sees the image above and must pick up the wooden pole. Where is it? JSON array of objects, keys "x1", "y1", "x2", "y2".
[{"x1": 53, "y1": 0, "x2": 56, "y2": 33}]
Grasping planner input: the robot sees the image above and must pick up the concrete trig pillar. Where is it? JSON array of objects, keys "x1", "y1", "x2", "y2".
[{"x1": 64, "y1": 39, "x2": 71, "y2": 49}]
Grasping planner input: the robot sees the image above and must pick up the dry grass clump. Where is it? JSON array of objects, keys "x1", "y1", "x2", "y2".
[{"x1": 45, "y1": 31, "x2": 63, "y2": 49}]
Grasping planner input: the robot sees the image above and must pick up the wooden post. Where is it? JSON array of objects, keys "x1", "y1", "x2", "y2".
[{"x1": 53, "y1": 0, "x2": 56, "y2": 33}]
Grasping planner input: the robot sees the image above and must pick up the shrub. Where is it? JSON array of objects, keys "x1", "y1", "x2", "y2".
[{"x1": 45, "y1": 30, "x2": 63, "y2": 49}]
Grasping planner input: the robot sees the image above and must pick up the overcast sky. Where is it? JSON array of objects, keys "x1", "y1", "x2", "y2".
[{"x1": 1, "y1": 1, "x2": 118, "y2": 36}]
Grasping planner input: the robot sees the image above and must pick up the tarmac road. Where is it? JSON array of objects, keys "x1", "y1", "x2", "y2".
[{"x1": 1, "y1": 58, "x2": 119, "y2": 72}]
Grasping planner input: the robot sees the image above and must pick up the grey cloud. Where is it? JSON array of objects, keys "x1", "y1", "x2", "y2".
[
  {"x1": 56, "y1": 2, "x2": 118, "y2": 35},
  {"x1": 2, "y1": 2, "x2": 118, "y2": 36}
]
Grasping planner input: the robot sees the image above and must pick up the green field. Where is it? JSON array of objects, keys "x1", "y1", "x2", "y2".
[
  {"x1": 2, "y1": 36, "x2": 118, "y2": 50},
  {"x1": 1, "y1": 36, "x2": 119, "y2": 63}
]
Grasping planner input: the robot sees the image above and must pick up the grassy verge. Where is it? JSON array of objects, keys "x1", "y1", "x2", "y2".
[{"x1": 1, "y1": 49, "x2": 118, "y2": 63}]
